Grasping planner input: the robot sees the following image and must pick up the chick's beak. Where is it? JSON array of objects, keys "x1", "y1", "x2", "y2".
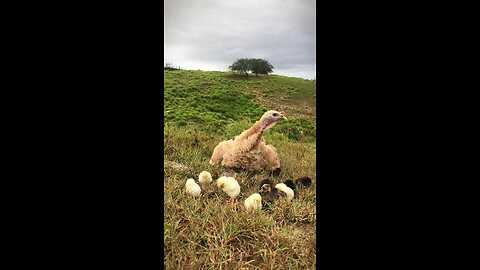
[{"x1": 281, "y1": 114, "x2": 287, "y2": 120}]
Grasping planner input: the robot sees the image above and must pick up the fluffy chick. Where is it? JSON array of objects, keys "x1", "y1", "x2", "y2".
[
  {"x1": 185, "y1": 178, "x2": 201, "y2": 197},
  {"x1": 295, "y1": 176, "x2": 312, "y2": 188},
  {"x1": 269, "y1": 168, "x2": 282, "y2": 177},
  {"x1": 198, "y1": 171, "x2": 212, "y2": 184},
  {"x1": 283, "y1": 179, "x2": 297, "y2": 199},
  {"x1": 275, "y1": 183, "x2": 294, "y2": 202},
  {"x1": 259, "y1": 179, "x2": 274, "y2": 192},
  {"x1": 244, "y1": 193, "x2": 262, "y2": 212},
  {"x1": 258, "y1": 179, "x2": 286, "y2": 205},
  {"x1": 216, "y1": 176, "x2": 241, "y2": 204}
]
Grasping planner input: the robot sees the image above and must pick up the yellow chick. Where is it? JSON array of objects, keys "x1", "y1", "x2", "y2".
[
  {"x1": 216, "y1": 176, "x2": 241, "y2": 205},
  {"x1": 185, "y1": 178, "x2": 201, "y2": 197},
  {"x1": 275, "y1": 183, "x2": 294, "y2": 202},
  {"x1": 198, "y1": 171, "x2": 212, "y2": 184},
  {"x1": 244, "y1": 193, "x2": 262, "y2": 212}
]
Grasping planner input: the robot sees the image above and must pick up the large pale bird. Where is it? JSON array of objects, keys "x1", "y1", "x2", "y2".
[{"x1": 209, "y1": 110, "x2": 287, "y2": 172}]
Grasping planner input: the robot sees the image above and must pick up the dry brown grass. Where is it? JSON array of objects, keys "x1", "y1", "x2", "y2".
[{"x1": 164, "y1": 126, "x2": 316, "y2": 269}]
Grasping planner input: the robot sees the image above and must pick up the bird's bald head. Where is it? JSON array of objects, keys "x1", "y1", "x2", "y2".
[{"x1": 260, "y1": 110, "x2": 287, "y2": 131}]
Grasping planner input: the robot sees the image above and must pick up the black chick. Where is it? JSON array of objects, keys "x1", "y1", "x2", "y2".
[
  {"x1": 295, "y1": 176, "x2": 312, "y2": 188},
  {"x1": 259, "y1": 179, "x2": 274, "y2": 191},
  {"x1": 283, "y1": 180, "x2": 297, "y2": 191},
  {"x1": 258, "y1": 179, "x2": 287, "y2": 208},
  {"x1": 268, "y1": 168, "x2": 282, "y2": 177}
]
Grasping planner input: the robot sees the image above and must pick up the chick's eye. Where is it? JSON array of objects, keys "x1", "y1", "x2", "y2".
[{"x1": 273, "y1": 113, "x2": 278, "y2": 117}]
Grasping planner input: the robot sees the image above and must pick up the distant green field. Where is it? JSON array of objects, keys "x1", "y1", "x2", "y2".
[{"x1": 164, "y1": 70, "x2": 316, "y2": 143}]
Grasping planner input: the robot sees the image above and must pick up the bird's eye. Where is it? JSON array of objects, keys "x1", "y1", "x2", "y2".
[{"x1": 273, "y1": 113, "x2": 278, "y2": 117}]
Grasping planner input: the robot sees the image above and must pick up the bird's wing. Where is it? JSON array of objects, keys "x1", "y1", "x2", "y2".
[
  {"x1": 222, "y1": 133, "x2": 263, "y2": 169},
  {"x1": 210, "y1": 124, "x2": 263, "y2": 168},
  {"x1": 258, "y1": 142, "x2": 280, "y2": 170},
  {"x1": 209, "y1": 139, "x2": 234, "y2": 165},
  {"x1": 220, "y1": 125, "x2": 264, "y2": 169},
  {"x1": 228, "y1": 121, "x2": 264, "y2": 154}
]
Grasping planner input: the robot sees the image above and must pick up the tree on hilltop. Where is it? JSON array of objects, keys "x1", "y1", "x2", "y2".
[
  {"x1": 229, "y1": 58, "x2": 274, "y2": 77},
  {"x1": 250, "y1": 58, "x2": 273, "y2": 76},
  {"x1": 229, "y1": 58, "x2": 251, "y2": 76}
]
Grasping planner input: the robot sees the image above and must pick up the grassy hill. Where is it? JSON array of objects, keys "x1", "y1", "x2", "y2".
[
  {"x1": 164, "y1": 70, "x2": 317, "y2": 269},
  {"x1": 164, "y1": 70, "x2": 316, "y2": 143}
]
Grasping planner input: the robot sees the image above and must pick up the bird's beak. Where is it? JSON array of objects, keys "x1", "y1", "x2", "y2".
[{"x1": 281, "y1": 114, "x2": 287, "y2": 120}]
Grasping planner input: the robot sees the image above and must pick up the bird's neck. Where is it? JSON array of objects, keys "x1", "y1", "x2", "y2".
[
  {"x1": 236, "y1": 120, "x2": 263, "y2": 141},
  {"x1": 230, "y1": 120, "x2": 264, "y2": 154}
]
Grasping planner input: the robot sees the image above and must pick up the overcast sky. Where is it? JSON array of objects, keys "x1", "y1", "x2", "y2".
[{"x1": 164, "y1": 0, "x2": 316, "y2": 80}]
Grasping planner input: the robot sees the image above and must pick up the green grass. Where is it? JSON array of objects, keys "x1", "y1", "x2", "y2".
[
  {"x1": 164, "y1": 69, "x2": 317, "y2": 269},
  {"x1": 164, "y1": 70, "x2": 316, "y2": 143}
]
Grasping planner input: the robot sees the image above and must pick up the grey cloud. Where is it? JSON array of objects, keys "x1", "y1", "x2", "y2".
[{"x1": 164, "y1": 0, "x2": 316, "y2": 79}]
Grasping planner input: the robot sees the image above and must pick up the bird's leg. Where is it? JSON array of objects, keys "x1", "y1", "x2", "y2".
[{"x1": 231, "y1": 198, "x2": 236, "y2": 212}]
